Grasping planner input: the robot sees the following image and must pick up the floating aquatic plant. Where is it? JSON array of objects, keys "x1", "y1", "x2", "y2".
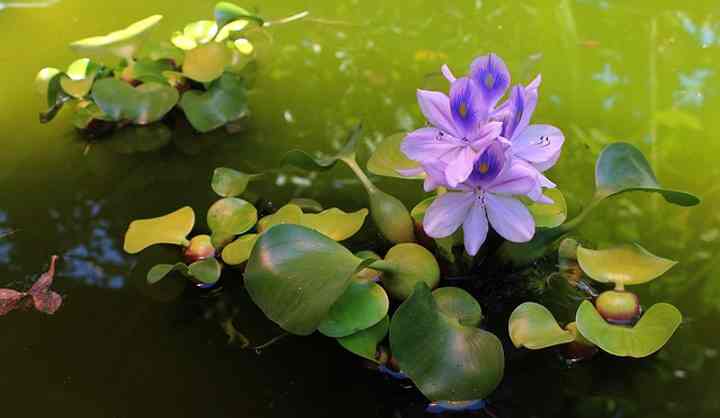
[
  {"x1": 35, "y1": 2, "x2": 305, "y2": 138},
  {"x1": 0, "y1": 256, "x2": 62, "y2": 316}
]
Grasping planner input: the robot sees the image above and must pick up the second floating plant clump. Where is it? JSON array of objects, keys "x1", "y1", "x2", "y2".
[{"x1": 35, "y1": 2, "x2": 293, "y2": 138}]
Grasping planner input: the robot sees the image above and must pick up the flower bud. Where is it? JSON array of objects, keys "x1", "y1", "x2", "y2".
[
  {"x1": 183, "y1": 235, "x2": 216, "y2": 263},
  {"x1": 595, "y1": 290, "x2": 641, "y2": 325},
  {"x1": 368, "y1": 189, "x2": 415, "y2": 244}
]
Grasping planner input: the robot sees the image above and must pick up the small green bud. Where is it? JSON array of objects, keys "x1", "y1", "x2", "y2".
[
  {"x1": 368, "y1": 189, "x2": 415, "y2": 244},
  {"x1": 595, "y1": 290, "x2": 641, "y2": 325},
  {"x1": 184, "y1": 234, "x2": 216, "y2": 263}
]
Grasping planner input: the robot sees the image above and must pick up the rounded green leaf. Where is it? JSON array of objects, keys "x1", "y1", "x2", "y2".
[
  {"x1": 410, "y1": 196, "x2": 435, "y2": 223},
  {"x1": 147, "y1": 263, "x2": 188, "y2": 284},
  {"x1": 91, "y1": 79, "x2": 179, "y2": 125},
  {"x1": 257, "y1": 204, "x2": 303, "y2": 232},
  {"x1": 577, "y1": 243, "x2": 677, "y2": 287},
  {"x1": 221, "y1": 233, "x2": 258, "y2": 265},
  {"x1": 185, "y1": 20, "x2": 219, "y2": 44},
  {"x1": 182, "y1": 42, "x2": 230, "y2": 82},
  {"x1": 367, "y1": 132, "x2": 423, "y2": 179},
  {"x1": 60, "y1": 58, "x2": 96, "y2": 98},
  {"x1": 299, "y1": 208, "x2": 368, "y2": 241},
  {"x1": 244, "y1": 225, "x2": 372, "y2": 335},
  {"x1": 318, "y1": 280, "x2": 390, "y2": 338},
  {"x1": 187, "y1": 257, "x2": 222, "y2": 284},
  {"x1": 211, "y1": 167, "x2": 261, "y2": 197},
  {"x1": 70, "y1": 15, "x2": 163, "y2": 61},
  {"x1": 338, "y1": 316, "x2": 389, "y2": 363},
  {"x1": 432, "y1": 287, "x2": 483, "y2": 327},
  {"x1": 527, "y1": 188, "x2": 567, "y2": 228},
  {"x1": 576, "y1": 300, "x2": 682, "y2": 358},
  {"x1": 595, "y1": 142, "x2": 700, "y2": 206},
  {"x1": 282, "y1": 149, "x2": 342, "y2": 172},
  {"x1": 376, "y1": 243, "x2": 440, "y2": 300},
  {"x1": 508, "y1": 302, "x2": 575, "y2": 349},
  {"x1": 207, "y1": 197, "x2": 257, "y2": 246},
  {"x1": 124, "y1": 206, "x2": 195, "y2": 254},
  {"x1": 179, "y1": 72, "x2": 248, "y2": 133},
  {"x1": 390, "y1": 283, "x2": 504, "y2": 402},
  {"x1": 127, "y1": 59, "x2": 174, "y2": 84}
]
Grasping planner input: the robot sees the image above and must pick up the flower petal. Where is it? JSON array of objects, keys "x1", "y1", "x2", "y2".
[
  {"x1": 484, "y1": 158, "x2": 536, "y2": 195},
  {"x1": 416, "y1": 89, "x2": 459, "y2": 137},
  {"x1": 441, "y1": 64, "x2": 456, "y2": 83},
  {"x1": 471, "y1": 121, "x2": 503, "y2": 151},
  {"x1": 501, "y1": 85, "x2": 525, "y2": 139},
  {"x1": 449, "y1": 77, "x2": 487, "y2": 138},
  {"x1": 485, "y1": 194, "x2": 535, "y2": 242},
  {"x1": 444, "y1": 146, "x2": 478, "y2": 187},
  {"x1": 470, "y1": 53, "x2": 511, "y2": 108},
  {"x1": 512, "y1": 124, "x2": 565, "y2": 171},
  {"x1": 421, "y1": 161, "x2": 450, "y2": 191},
  {"x1": 401, "y1": 127, "x2": 459, "y2": 163},
  {"x1": 423, "y1": 192, "x2": 476, "y2": 238},
  {"x1": 462, "y1": 199, "x2": 489, "y2": 256}
]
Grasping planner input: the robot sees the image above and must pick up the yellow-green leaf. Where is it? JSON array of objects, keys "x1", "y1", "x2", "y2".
[
  {"x1": 527, "y1": 188, "x2": 567, "y2": 228},
  {"x1": 221, "y1": 234, "x2": 259, "y2": 265},
  {"x1": 367, "y1": 132, "x2": 423, "y2": 179},
  {"x1": 257, "y1": 204, "x2": 303, "y2": 233},
  {"x1": 299, "y1": 208, "x2": 368, "y2": 241},
  {"x1": 123, "y1": 206, "x2": 195, "y2": 254},
  {"x1": 577, "y1": 243, "x2": 677, "y2": 287},
  {"x1": 508, "y1": 302, "x2": 575, "y2": 349}
]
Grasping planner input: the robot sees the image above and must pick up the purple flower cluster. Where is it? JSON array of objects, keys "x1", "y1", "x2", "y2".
[{"x1": 401, "y1": 54, "x2": 564, "y2": 255}]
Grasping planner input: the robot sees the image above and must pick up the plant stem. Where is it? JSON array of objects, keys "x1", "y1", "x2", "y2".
[
  {"x1": 340, "y1": 156, "x2": 378, "y2": 194},
  {"x1": 264, "y1": 10, "x2": 310, "y2": 27}
]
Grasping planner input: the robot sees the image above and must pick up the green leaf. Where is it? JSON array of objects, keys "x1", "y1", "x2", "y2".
[
  {"x1": 59, "y1": 58, "x2": 98, "y2": 98},
  {"x1": 207, "y1": 197, "x2": 258, "y2": 247},
  {"x1": 244, "y1": 224, "x2": 371, "y2": 335},
  {"x1": 124, "y1": 206, "x2": 195, "y2": 254},
  {"x1": 35, "y1": 67, "x2": 60, "y2": 97},
  {"x1": 187, "y1": 257, "x2": 222, "y2": 284},
  {"x1": 257, "y1": 204, "x2": 303, "y2": 232},
  {"x1": 215, "y1": 19, "x2": 250, "y2": 42},
  {"x1": 70, "y1": 15, "x2": 164, "y2": 62},
  {"x1": 221, "y1": 233, "x2": 258, "y2": 265},
  {"x1": 179, "y1": 72, "x2": 248, "y2": 133},
  {"x1": 527, "y1": 189, "x2": 567, "y2": 228},
  {"x1": 375, "y1": 243, "x2": 440, "y2": 300},
  {"x1": 410, "y1": 196, "x2": 435, "y2": 223},
  {"x1": 172, "y1": 20, "x2": 219, "y2": 50},
  {"x1": 214, "y1": 2, "x2": 264, "y2": 27},
  {"x1": 508, "y1": 302, "x2": 575, "y2": 349},
  {"x1": 338, "y1": 316, "x2": 389, "y2": 363},
  {"x1": 211, "y1": 167, "x2": 261, "y2": 197},
  {"x1": 282, "y1": 125, "x2": 363, "y2": 171},
  {"x1": 147, "y1": 263, "x2": 188, "y2": 284},
  {"x1": 91, "y1": 79, "x2": 179, "y2": 125},
  {"x1": 367, "y1": 132, "x2": 423, "y2": 179},
  {"x1": 182, "y1": 42, "x2": 230, "y2": 82},
  {"x1": 390, "y1": 283, "x2": 504, "y2": 401},
  {"x1": 128, "y1": 59, "x2": 175, "y2": 84},
  {"x1": 432, "y1": 287, "x2": 483, "y2": 327},
  {"x1": 594, "y1": 142, "x2": 700, "y2": 206},
  {"x1": 39, "y1": 72, "x2": 73, "y2": 123},
  {"x1": 576, "y1": 300, "x2": 682, "y2": 358},
  {"x1": 299, "y1": 207, "x2": 368, "y2": 241},
  {"x1": 577, "y1": 243, "x2": 677, "y2": 287},
  {"x1": 318, "y1": 280, "x2": 390, "y2": 338}
]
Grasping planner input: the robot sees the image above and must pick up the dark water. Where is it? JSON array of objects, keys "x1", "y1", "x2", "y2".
[{"x1": 1, "y1": 0, "x2": 719, "y2": 417}]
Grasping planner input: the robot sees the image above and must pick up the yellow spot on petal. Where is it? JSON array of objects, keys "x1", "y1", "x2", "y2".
[
  {"x1": 479, "y1": 163, "x2": 489, "y2": 173},
  {"x1": 459, "y1": 102, "x2": 468, "y2": 118}
]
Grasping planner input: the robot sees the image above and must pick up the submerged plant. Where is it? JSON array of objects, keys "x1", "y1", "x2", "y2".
[{"x1": 35, "y1": 2, "x2": 305, "y2": 139}]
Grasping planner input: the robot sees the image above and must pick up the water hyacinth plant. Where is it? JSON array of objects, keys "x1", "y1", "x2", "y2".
[
  {"x1": 35, "y1": 3, "x2": 303, "y2": 138},
  {"x1": 115, "y1": 52, "x2": 700, "y2": 411}
]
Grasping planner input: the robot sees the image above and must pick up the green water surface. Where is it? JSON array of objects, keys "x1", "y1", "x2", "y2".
[{"x1": 1, "y1": 0, "x2": 719, "y2": 417}]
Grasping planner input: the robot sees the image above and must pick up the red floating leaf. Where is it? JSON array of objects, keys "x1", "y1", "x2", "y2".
[
  {"x1": 0, "y1": 289, "x2": 26, "y2": 316},
  {"x1": 29, "y1": 255, "x2": 58, "y2": 294},
  {"x1": 28, "y1": 256, "x2": 62, "y2": 315}
]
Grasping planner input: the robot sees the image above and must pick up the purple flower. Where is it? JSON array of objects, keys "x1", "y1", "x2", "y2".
[
  {"x1": 401, "y1": 53, "x2": 566, "y2": 255},
  {"x1": 422, "y1": 143, "x2": 538, "y2": 255},
  {"x1": 401, "y1": 76, "x2": 503, "y2": 188}
]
